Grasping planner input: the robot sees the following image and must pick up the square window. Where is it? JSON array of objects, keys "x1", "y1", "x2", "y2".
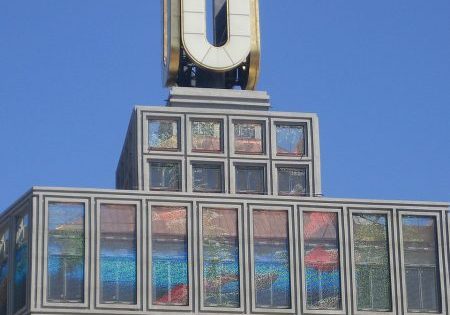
[
  {"x1": 276, "y1": 124, "x2": 306, "y2": 156},
  {"x1": 235, "y1": 165, "x2": 266, "y2": 194},
  {"x1": 150, "y1": 161, "x2": 181, "y2": 191},
  {"x1": 192, "y1": 163, "x2": 223, "y2": 193},
  {"x1": 191, "y1": 120, "x2": 222, "y2": 153},
  {"x1": 278, "y1": 167, "x2": 308, "y2": 196},
  {"x1": 149, "y1": 119, "x2": 180, "y2": 151},
  {"x1": 234, "y1": 122, "x2": 264, "y2": 154}
]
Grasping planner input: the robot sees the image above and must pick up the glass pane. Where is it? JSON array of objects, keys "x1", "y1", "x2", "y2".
[
  {"x1": 353, "y1": 214, "x2": 391, "y2": 311},
  {"x1": 0, "y1": 228, "x2": 9, "y2": 315},
  {"x1": 14, "y1": 213, "x2": 29, "y2": 312},
  {"x1": 253, "y1": 210, "x2": 291, "y2": 309},
  {"x1": 303, "y1": 212, "x2": 341, "y2": 310},
  {"x1": 47, "y1": 202, "x2": 85, "y2": 303},
  {"x1": 234, "y1": 122, "x2": 263, "y2": 154},
  {"x1": 203, "y1": 208, "x2": 240, "y2": 308},
  {"x1": 192, "y1": 120, "x2": 222, "y2": 152},
  {"x1": 150, "y1": 162, "x2": 181, "y2": 191},
  {"x1": 100, "y1": 204, "x2": 137, "y2": 304},
  {"x1": 278, "y1": 167, "x2": 308, "y2": 196},
  {"x1": 149, "y1": 119, "x2": 179, "y2": 150},
  {"x1": 193, "y1": 164, "x2": 223, "y2": 193},
  {"x1": 236, "y1": 166, "x2": 265, "y2": 194},
  {"x1": 276, "y1": 124, "x2": 305, "y2": 156},
  {"x1": 152, "y1": 206, "x2": 188, "y2": 306},
  {"x1": 402, "y1": 215, "x2": 440, "y2": 312}
]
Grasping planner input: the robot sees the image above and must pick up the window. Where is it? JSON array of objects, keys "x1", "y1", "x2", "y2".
[
  {"x1": 202, "y1": 208, "x2": 240, "y2": 308},
  {"x1": 193, "y1": 163, "x2": 223, "y2": 193},
  {"x1": 303, "y1": 212, "x2": 342, "y2": 310},
  {"x1": 353, "y1": 214, "x2": 391, "y2": 311},
  {"x1": 47, "y1": 202, "x2": 85, "y2": 303},
  {"x1": 402, "y1": 215, "x2": 441, "y2": 313},
  {"x1": 276, "y1": 124, "x2": 306, "y2": 156},
  {"x1": 151, "y1": 206, "x2": 189, "y2": 306},
  {"x1": 149, "y1": 118, "x2": 179, "y2": 151},
  {"x1": 234, "y1": 122, "x2": 264, "y2": 154},
  {"x1": 150, "y1": 161, "x2": 181, "y2": 191},
  {"x1": 235, "y1": 165, "x2": 265, "y2": 194},
  {"x1": 99, "y1": 204, "x2": 137, "y2": 304},
  {"x1": 14, "y1": 213, "x2": 29, "y2": 312},
  {"x1": 0, "y1": 228, "x2": 9, "y2": 315},
  {"x1": 278, "y1": 167, "x2": 308, "y2": 196},
  {"x1": 253, "y1": 210, "x2": 291, "y2": 309},
  {"x1": 191, "y1": 120, "x2": 222, "y2": 152}
]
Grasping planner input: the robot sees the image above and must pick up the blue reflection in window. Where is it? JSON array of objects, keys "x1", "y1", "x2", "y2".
[
  {"x1": 14, "y1": 214, "x2": 29, "y2": 312},
  {"x1": 0, "y1": 229, "x2": 9, "y2": 315}
]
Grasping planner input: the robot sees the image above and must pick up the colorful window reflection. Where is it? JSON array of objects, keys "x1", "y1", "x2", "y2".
[
  {"x1": 14, "y1": 213, "x2": 29, "y2": 312},
  {"x1": 192, "y1": 120, "x2": 222, "y2": 152},
  {"x1": 278, "y1": 167, "x2": 308, "y2": 196},
  {"x1": 203, "y1": 208, "x2": 240, "y2": 308},
  {"x1": 276, "y1": 124, "x2": 306, "y2": 156},
  {"x1": 353, "y1": 214, "x2": 391, "y2": 311},
  {"x1": 150, "y1": 161, "x2": 181, "y2": 191},
  {"x1": 234, "y1": 122, "x2": 264, "y2": 154},
  {"x1": 303, "y1": 212, "x2": 341, "y2": 310},
  {"x1": 47, "y1": 203, "x2": 85, "y2": 303},
  {"x1": 402, "y1": 215, "x2": 441, "y2": 312},
  {"x1": 0, "y1": 228, "x2": 9, "y2": 315},
  {"x1": 236, "y1": 165, "x2": 265, "y2": 194},
  {"x1": 100, "y1": 204, "x2": 137, "y2": 304},
  {"x1": 193, "y1": 163, "x2": 223, "y2": 193},
  {"x1": 149, "y1": 119, "x2": 179, "y2": 151},
  {"x1": 152, "y1": 206, "x2": 188, "y2": 306},
  {"x1": 253, "y1": 210, "x2": 291, "y2": 309}
]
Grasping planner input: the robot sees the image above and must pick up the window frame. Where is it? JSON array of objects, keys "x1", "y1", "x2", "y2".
[
  {"x1": 0, "y1": 221, "x2": 10, "y2": 315},
  {"x1": 231, "y1": 161, "x2": 270, "y2": 195},
  {"x1": 271, "y1": 118, "x2": 311, "y2": 160},
  {"x1": 144, "y1": 156, "x2": 185, "y2": 192},
  {"x1": 187, "y1": 115, "x2": 227, "y2": 157},
  {"x1": 143, "y1": 113, "x2": 185, "y2": 154},
  {"x1": 148, "y1": 159, "x2": 183, "y2": 192},
  {"x1": 229, "y1": 116, "x2": 269, "y2": 158},
  {"x1": 187, "y1": 158, "x2": 228, "y2": 194},
  {"x1": 273, "y1": 162, "x2": 311, "y2": 197}
]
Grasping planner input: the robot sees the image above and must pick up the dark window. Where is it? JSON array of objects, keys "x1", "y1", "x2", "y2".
[
  {"x1": 193, "y1": 163, "x2": 223, "y2": 193},
  {"x1": 191, "y1": 120, "x2": 222, "y2": 153},
  {"x1": 0, "y1": 228, "x2": 9, "y2": 315},
  {"x1": 276, "y1": 124, "x2": 306, "y2": 156},
  {"x1": 14, "y1": 213, "x2": 29, "y2": 312},
  {"x1": 150, "y1": 161, "x2": 181, "y2": 191},
  {"x1": 149, "y1": 119, "x2": 179, "y2": 151},
  {"x1": 278, "y1": 167, "x2": 308, "y2": 196},
  {"x1": 235, "y1": 165, "x2": 265, "y2": 194},
  {"x1": 234, "y1": 122, "x2": 264, "y2": 154}
]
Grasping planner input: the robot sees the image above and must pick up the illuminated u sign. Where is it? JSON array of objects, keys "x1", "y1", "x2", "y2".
[{"x1": 163, "y1": 0, "x2": 261, "y2": 90}]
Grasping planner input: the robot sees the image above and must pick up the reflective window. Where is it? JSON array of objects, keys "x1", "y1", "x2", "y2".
[
  {"x1": 235, "y1": 165, "x2": 265, "y2": 194},
  {"x1": 253, "y1": 210, "x2": 291, "y2": 309},
  {"x1": 192, "y1": 120, "x2": 222, "y2": 152},
  {"x1": 47, "y1": 203, "x2": 85, "y2": 303},
  {"x1": 152, "y1": 206, "x2": 188, "y2": 306},
  {"x1": 276, "y1": 124, "x2": 306, "y2": 156},
  {"x1": 234, "y1": 122, "x2": 264, "y2": 154},
  {"x1": 353, "y1": 214, "x2": 391, "y2": 311},
  {"x1": 0, "y1": 228, "x2": 9, "y2": 315},
  {"x1": 149, "y1": 118, "x2": 179, "y2": 151},
  {"x1": 193, "y1": 163, "x2": 223, "y2": 193},
  {"x1": 14, "y1": 213, "x2": 29, "y2": 312},
  {"x1": 303, "y1": 212, "x2": 341, "y2": 310},
  {"x1": 203, "y1": 208, "x2": 240, "y2": 308},
  {"x1": 100, "y1": 204, "x2": 137, "y2": 304},
  {"x1": 402, "y1": 215, "x2": 441, "y2": 312},
  {"x1": 150, "y1": 161, "x2": 181, "y2": 191},
  {"x1": 278, "y1": 167, "x2": 308, "y2": 196}
]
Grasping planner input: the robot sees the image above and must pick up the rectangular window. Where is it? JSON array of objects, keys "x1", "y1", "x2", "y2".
[
  {"x1": 234, "y1": 122, "x2": 264, "y2": 154},
  {"x1": 193, "y1": 163, "x2": 223, "y2": 193},
  {"x1": 0, "y1": 228, "x2": 9, "y2": 315},
  {"x1": 236, "y1": 165, "x2": 265, "y2": 194},
  {"x1": 47, "y1": 202, "x2": 85, "y2": 303},
  {"x1": 150, "y1": 161, "x2": 181, "y2": 191},
  {"x1": 151, "y1": 206, "x2": 189, "y2": 306},
  {"x1": 353, "y1": 214, "x2": 391, "y2": 311},
  {"x1": 276, "y1": 124, "x2": 306, "y2": 156},
  {"x1": 253, "y1": 210, "x2": 291, "y2": 309},
  {"x1": 100, "y1": 204, "x2": 137, "y2": 304},
  {"x1": 303, "y1": 212, "x2": 341, "y2": 310},
  {"x1": 278, "y1": 167, "x2": 308, "y2": 196},
  {"x1": 203, "y1": 208, "x2": 240, "y2": 308},
  {"x1": 402, "y1": 215, "x2": 441, "y2": 312},
  {"x1": 192, "y1": 120, "x2": 222, "y2": 152},
  {"x1": 14, "y1": 213, "x2": 29, "y2": 312},
  {"x1": 149, "y1": 118, "x2": 179, "y2": 151}
]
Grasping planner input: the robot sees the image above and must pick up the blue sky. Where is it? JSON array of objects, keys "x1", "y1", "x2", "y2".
[{"x1": 0, "y1": 0, "x2": 449, "y2": 211}]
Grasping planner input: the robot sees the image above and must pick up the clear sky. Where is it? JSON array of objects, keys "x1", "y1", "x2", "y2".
[{"x1": 0, "y1": 0, "x2": 449, "y2": 211}]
